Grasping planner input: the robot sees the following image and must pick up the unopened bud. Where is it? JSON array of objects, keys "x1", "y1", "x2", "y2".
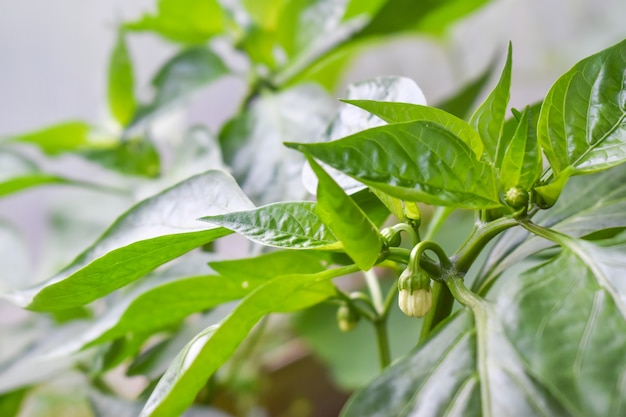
[
  {"x1": 403, "y1": 202, "x2": 421, "y2": 222},
  {"x1": 503, "y1": 186, "x2": 529, "y2": 209},
  {"x1": 397, "y1": 267, "x2": 432, "y2": 317},
  {"x1": 337, "y1": 304, "x2": 360, "y2": 332}
]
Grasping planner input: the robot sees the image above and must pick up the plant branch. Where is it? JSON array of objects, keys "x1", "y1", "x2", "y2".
[
  {"x1": 364, "y1": 269, "x2": 385, "y2": 314},
  {"x1": 374, "y1": 319, "x2": 391, "y2": 369}
]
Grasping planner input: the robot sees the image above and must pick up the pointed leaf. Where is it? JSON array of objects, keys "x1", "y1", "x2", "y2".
[
  {"x1": 140, "y1": 265, "x2": 355, "y2": 417},
  {"x1": 82, "y1": 138, "x2": 160, "y2": 178},
  {"x1": 287, "y1": 121, "x2": 500, "y2": 209},
  {"x1": 308, "y1": 158, "x2": 383, "y2": 270},
  {"x1": 303, "y1": 76, "x2": 427, "y2": 195},
  {"x1": 469, "y1": 43, "x2": 512, "y2": 163},
  {"x1": 499, "y1": 106, "x2": 542, "y2": 190},
  {"x1": 536, "y1": 39, "x2": 626, "y2": 204},
  {"x1": 46, "y1": 251, "x2": 325, "y2": 355},
  {"x1": 343, "y1": 100, "x2": 483, "y2": 158},
  {"x1": 2, "y1": 171, "x2": 254, "y2": 311},
  {"x1": 108, "y1": 30, "x2": 137, "y2": 126},
  {"x1": 200, "y1": 201, "x2": 341, "y2": 250}
]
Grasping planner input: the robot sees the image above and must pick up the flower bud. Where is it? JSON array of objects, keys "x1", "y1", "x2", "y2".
[
  {"x1": 397, "y1": 267, "x2": 432, "y2": 317},
  {"x1": 381, "y1": 227, "x2": 402, "y2": 247},
  {"x1": 403, "y1": 202, "x2": 421, "y2": 223},
  {"x1": 503, "y1": 186, "x2": 529, "y2": 209},
  {"x1": 337, "y1": 304, "x2": 360, "y2": 332}
]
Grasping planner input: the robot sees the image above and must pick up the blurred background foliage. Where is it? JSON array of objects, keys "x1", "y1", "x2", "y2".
[{"x1": 0, "y1": 0, "x2": 625, "y2": 416}]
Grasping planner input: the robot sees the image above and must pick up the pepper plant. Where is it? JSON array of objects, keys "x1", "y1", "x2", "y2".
[{"x1": 2, "y1": 1, "x2": 626, "y2": 416}]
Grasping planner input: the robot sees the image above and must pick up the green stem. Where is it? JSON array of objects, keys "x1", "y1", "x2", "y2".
[
  {"x1": 418, "y1": 281, "x2": 454, "y2": 343},
  {"x1": 453, "y1": 216, "x2": 518, "y2": 274},
  {"x1": 446, "y1": 276, "x2": 483, "y2": 310},
  {"x1": 423, "y1": 206, "x2": 454, "y2": 241},
  {"x1": 374, "y1": 319, "x2": 391, "y2": 369}
]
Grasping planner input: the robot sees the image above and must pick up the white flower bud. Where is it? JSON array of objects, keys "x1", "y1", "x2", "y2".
[{"x1": 398, "y1": 287, "x2": 432, "y2": 317}]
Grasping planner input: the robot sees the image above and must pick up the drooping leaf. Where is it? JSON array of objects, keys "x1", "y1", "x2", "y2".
[
  {"x1": 219, "y1": 85, "x2": 334, "y2": 203},
  {"x1": 46, "y1": 251, "x2": 324, "y2": 356},
  {"x1": 200, "y1": 202, "x2": 341, "y2": 250},
  {"x1": 0, "y1": 387, "x2": 29, "y2": 416},
  {"x1": 287, "y1": 121, "x2": 500, "y2": 209},
  {"x1": 343, "y1": 100, "x2": 483, "y2": 158},
  {"x1": 469, "y1": 43, "x2": 512, "y2": 164},
  {"x1": 536, "y1": 39, "x2": 626, "y2": 206},
  {"x1": 309, "y1": 158, "x2": 383, "y2": 270},
  {"x1": 499, "y1": 106, "x2": 542, "y2": 191},
  {"x1": 139, "y1": 265, "x2": 356, "y2": 417},
  {"x1": 125, "y1": 0, "x2": 224, "y2": 44},
  {"x1": 1, "y1": 171, "x2": 254, "y2": 311},
  {"x1": 108, "y1": 30, "x2": 137, "y2": 126},
  {"x1": 6, "y1": 121, "x2": 90, "y2": 155},
  {"x1": 130, "y1": 47, "x2": 229, "y2": 128},
  {"x1": 302, "y1": 76, "x2": 427, "y2": 195}
]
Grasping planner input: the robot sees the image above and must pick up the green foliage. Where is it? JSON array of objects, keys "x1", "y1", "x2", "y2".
[{"x1": 2, "y1": 1, "x2": 626, "y2": 416}]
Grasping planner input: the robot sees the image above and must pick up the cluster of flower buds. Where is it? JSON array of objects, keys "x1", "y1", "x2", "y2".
[{"x1": 397, "y1": 265, "x2": 432, "y2": 317}]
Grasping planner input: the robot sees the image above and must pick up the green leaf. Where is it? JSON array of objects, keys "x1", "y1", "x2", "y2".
[
  {"x1": 342, "y1": 303, "x2": 571, "y2": 416},
  {"x1": 108, "y1": 30, "x2": 137, "y2": 126},
  {"x1": 499, "y1": 106, "x2": 542, "y2": 191},
  {"x1": 200, "y1": 202, "x2": 341, "y2": 250},
  {"x1": 287, "y1": 121, "x2": 500, "y2": 209},
  {"x1": 139, "y1": 265, "x2": 355, "y2": 417},
  {"x1": 47, "y1": 251, "x2": 324, "y2": 355},
  {"x1": 6, "y1": 121, "x2": 90, "y2": 155},
  {"x1": 125, "y1": 0, "x2": 224, "y2": 44},
  {"x1": 309, "y1": 158, "x2": 383, "y2": 270},
  {"x1": 131, "y1": 47, "x2": 229, "y2": 128},
  {"x1": 0, "y1": 388, "x2": 29, "y2": 416},
  {"x1": 2, "y1": 171, "x2": 254, "y2": 311},
  {"x1": 536, "y1": 38, "x2": 626, "y2": 204},
  {"x1": 82, "y1": 138, "x2": 160, "y2": 178},
  {"x1": 469, "y1": 43, "x2": 512, "y2": 164},
  {"x1": 343, "y1": 100, "x2": 483, "y2": 158},
  {"x1": 495, "y1": 241, "x2": 626, "y2": 417},
  {"x1": 219, "y1": 85, "x2": 334, "y2": 203},
  {"x1": 303, "y1": 76, "x2": 427, "y2": 196}
]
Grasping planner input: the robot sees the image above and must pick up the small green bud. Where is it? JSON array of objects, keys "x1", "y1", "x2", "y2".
[
  {"x1": 397, "y1": 267, "x2": 432, "y2": 318},
  {"x1": 337, "y1": 304, "x2": 360, "y2": 332},
  {"x1": 403, "y1": 202, "x2": 421, "y2": 223},
  {"x1": 503, "y1": 186, "x2": 529, "y2": 209},
  {"x1": 381, "y1": 227, "x2": 402, "y2": 247}
]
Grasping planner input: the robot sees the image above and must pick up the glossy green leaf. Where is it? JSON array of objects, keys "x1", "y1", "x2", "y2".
[
  {"x1": 220, "y1": 85, "x2": 334, "y2": 203},
  {"x1": 0, "y1": 387, "x2": 28, "y2": 416},
  {"x1": 139, "y1": 265, "x2": 355, "y2": 417},
  {"x1": 209, "y1": 250, "x2": 325, "y2": 279},
  {"x1": 303, "y1": 76, "x2": 427, "y2": 196},
  {"x1": 287, "y1": 121, "x2": 500, "y2": 208},
  {"x1": 496, "y1": 240, "x2": 626, "y2": 417},
  {"x1": 499, "y1": 106, "x2": 542, "y2": 191},
  {"x1": 2, "y1": 171, "x2": 254, "y2": 311},
  {"x1": 131, "y1": 47, "x2": 229, "y2": 128},
  {"x1": 108, "y1": 30, "x2": 136, "y2": 126},
  {"x1": 82, "y1": 138, "x2": 160, "y2": 178},
  {"x1": 200, "y1": 202, "x2": 341, "y2": 250},
  {"x1": 536, "y1": 39, "x2": 626, "y2": 205},
  {"x1": 342, "y1": 300, "x2": 571, "y2": 417},
  {"x1": 125, "y1": 0, "x2": 224, "y2": 44},
  {"x1": 309, "y1": 158, "x2": 383, "y2": 270},
  {"x1": 343, "y1": 100, "x2": 483, "y2": 158},
  {"x1": 6, "y1": 121, "x2": 90, "y2": 155},
  {"x1": 469, "y1": 43, "x2": 512, "y2": 164},
  {"x1": 0, "y1": 152, "x2": 76, "y2": 198}
]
